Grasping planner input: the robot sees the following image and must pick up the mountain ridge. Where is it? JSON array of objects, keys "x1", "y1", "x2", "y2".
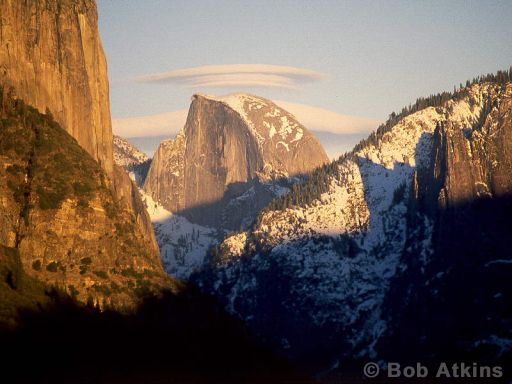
[
  {"x1": 192, "y1": 75, "x2": 512, "y2": 371},
  {"x1": 113, "y1": 135, "x2": 151, "y2": 186}
]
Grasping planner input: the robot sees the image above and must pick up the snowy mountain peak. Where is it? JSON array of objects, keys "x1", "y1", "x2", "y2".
[
  {"x1": 113, "y1": 135, "x2": 151, "y2": 186},
  {"x1": 113, "y1": 135, "x2": 149, "y2": 167},
  {"x1": 144, "y1": 92, "x2": 328, "y2": 229},
  {"x1": 193, "y1": 93, "x2": 307, "y2": 150}
]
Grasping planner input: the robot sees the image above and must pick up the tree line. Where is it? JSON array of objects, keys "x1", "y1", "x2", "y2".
[{"x1": 254, "y1": 66, "x2": 512, "y2": 220}]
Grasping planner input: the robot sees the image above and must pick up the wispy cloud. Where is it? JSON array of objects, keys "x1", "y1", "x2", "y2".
[
  {"x1": 275, "y1": 101, "x2": 380, "y2": 135},
  {"x1": 135, "y1": 64, "x2": 324, "y2": 89},
  {"x1": 113, "y1": 98, "x2": 380, "y2": 159},
  {"x1": 112, "y1": 109, "x2": 188, "y2": 138},
  {"x1": 113, "y1": 98, "x2": 379, "y2": 142}
]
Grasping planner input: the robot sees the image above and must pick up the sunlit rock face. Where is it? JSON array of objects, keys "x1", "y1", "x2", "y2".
[
  {"x1": 0, "y1": 0, "x2": 169, "y2": 307},
  {"x1": 144, "y1": 93, "x2": 328, "y2": 228},
  {"x1": 144, "y1": 133, "x2": 186, "y2": 214},
  {"x1": 0, "y1": 0, "x2": 113, "y2": 175},
  {"x1": 0, "y1": 0, "x2": 159, "y2": 257}
]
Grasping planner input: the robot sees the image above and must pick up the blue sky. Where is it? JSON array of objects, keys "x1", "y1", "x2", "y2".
[{"x1": 98, "y1": 0, "x2": 512, "y2": 143}]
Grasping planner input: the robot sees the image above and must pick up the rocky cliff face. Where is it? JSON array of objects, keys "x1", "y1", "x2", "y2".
[
  {"x1": 0, "y1": 98, "x2": 171, "y2": 307},
  {"x1": 194, "y1": 81, "x2": 512, "y2": 369},
  {"x1": 0, "y1": 0, "x2": 159, "y2": 258},
  {"x1": 183, "y1": 94, "x2": 327, "y2": 210},
  {"x1": 144, "y1": 93, "x2": 328, "y2": 228},
  {"x1": 0, "y1": 0, "x2": 113, "y2": 175},
  {"x1": 0, "y1": 0, "x2": 168, "y2": 308},
  {"x1": 144, "y1": 132, "x2": 186, "y2": 213},
  {"x1": 377, "y1": 84, "x2": 512, "y2": 365}
]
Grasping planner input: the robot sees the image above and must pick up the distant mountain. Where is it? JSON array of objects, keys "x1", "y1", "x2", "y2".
[
  {"x1": 122, "y1": 135, "x2": 173, "y2": 158},
  {"x1": 194, "y1": 74, "x2": 512, "y2": 372},
  {"x1": 118, "y1": 132, "x2": 363, "y2": 163},
  {"x1": 144, "y1": 93, "x2": 328, "y2": 230},
  {"x1": 113, "y1": 135, "x2": 149, "y2": 166},
  {"x1": 140, "y1": 93, "x2": 328, "y2": 279},
  {"x1": 111, "y1": 102, "x2": 378, "y2": 160},
  {"x1": 113, "y1": 135, "x2": 151, "y2": 186}
]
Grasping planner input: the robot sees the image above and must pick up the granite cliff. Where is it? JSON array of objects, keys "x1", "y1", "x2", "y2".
[
  {"x1": 144, "y1": 93, "x2": 328, "y2": 228},
  {"x1": 0, "y1": 0, "x2": 156, "y2": 246},
  {"x1": 144, "y1": 132, "x2": 185, "y2": 213},
  {"x1": 0, "y1": 0, "x2": 168, "y2": 309},
  {"x1": 0, "y1": 0, "x2": 113, "y2": 174}
]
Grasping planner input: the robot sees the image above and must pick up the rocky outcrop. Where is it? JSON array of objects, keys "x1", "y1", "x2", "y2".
[
  {"x1": 144, "y1": 93, "x2": 328, "y2": 227},
  {"x1": 377, "y1": 84, "x2": 512, "y2": 367},
  {"x1": 0, "y1": 0, "x2": 113, "y2": 175},
  {"x1": 0, "y1": 0, "x2": 159, "y2": 259},
  {"x1": 144, "y1": 132, "x2": 186, "y2": 213},
  {"x1": 0, "y1": 100, "x2": 169, "y2": 306},
  {"x1": 438, "y1": 87, "x2": 512, "y2": 205}
]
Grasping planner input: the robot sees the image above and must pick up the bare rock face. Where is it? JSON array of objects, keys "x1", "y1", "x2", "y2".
[
  {"x1": 437, "y1": 85, "x2": 512, "y2": 205},
  {"x1": 0, "y1": 0, "x2": 113, "y2": 175},
  {"x1": 0, "y1": 0, "x2": 159, "y2": 258},
  {"x1": 144, "y1": 93, "x2": 328, "y2": 227},
  {"x1": 144, "y1": 133, "x2": 186, "y2": 213},
  {"x1": 183, "y1": 94, "x2": 328, "y2": 209},
  {"x1": 0, "y1": 0, "x2": 168, "y2": 307}
]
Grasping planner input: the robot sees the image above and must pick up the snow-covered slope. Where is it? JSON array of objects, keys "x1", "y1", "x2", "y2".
[
  {"x1": 113, "y1": 135, "x2": 149, "y2": 166},
  {"x1": 197, "y1": 93, "x2": 306, "y2": 152},
  {"x1": 139, "y1": 189, "x2": 218, "y2": 280},
  {"x1": 194, "y1": 83, "x2": 506, "y2": 365}
]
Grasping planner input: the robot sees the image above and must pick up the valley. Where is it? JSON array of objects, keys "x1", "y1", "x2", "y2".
[{"x1": 1, "y1": 0, "x2": 511, "y2": 382}]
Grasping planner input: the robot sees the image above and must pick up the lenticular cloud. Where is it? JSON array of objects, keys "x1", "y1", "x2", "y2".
[{"x1": 135, "y1": 64, "x2": 324, "y2": 89}]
